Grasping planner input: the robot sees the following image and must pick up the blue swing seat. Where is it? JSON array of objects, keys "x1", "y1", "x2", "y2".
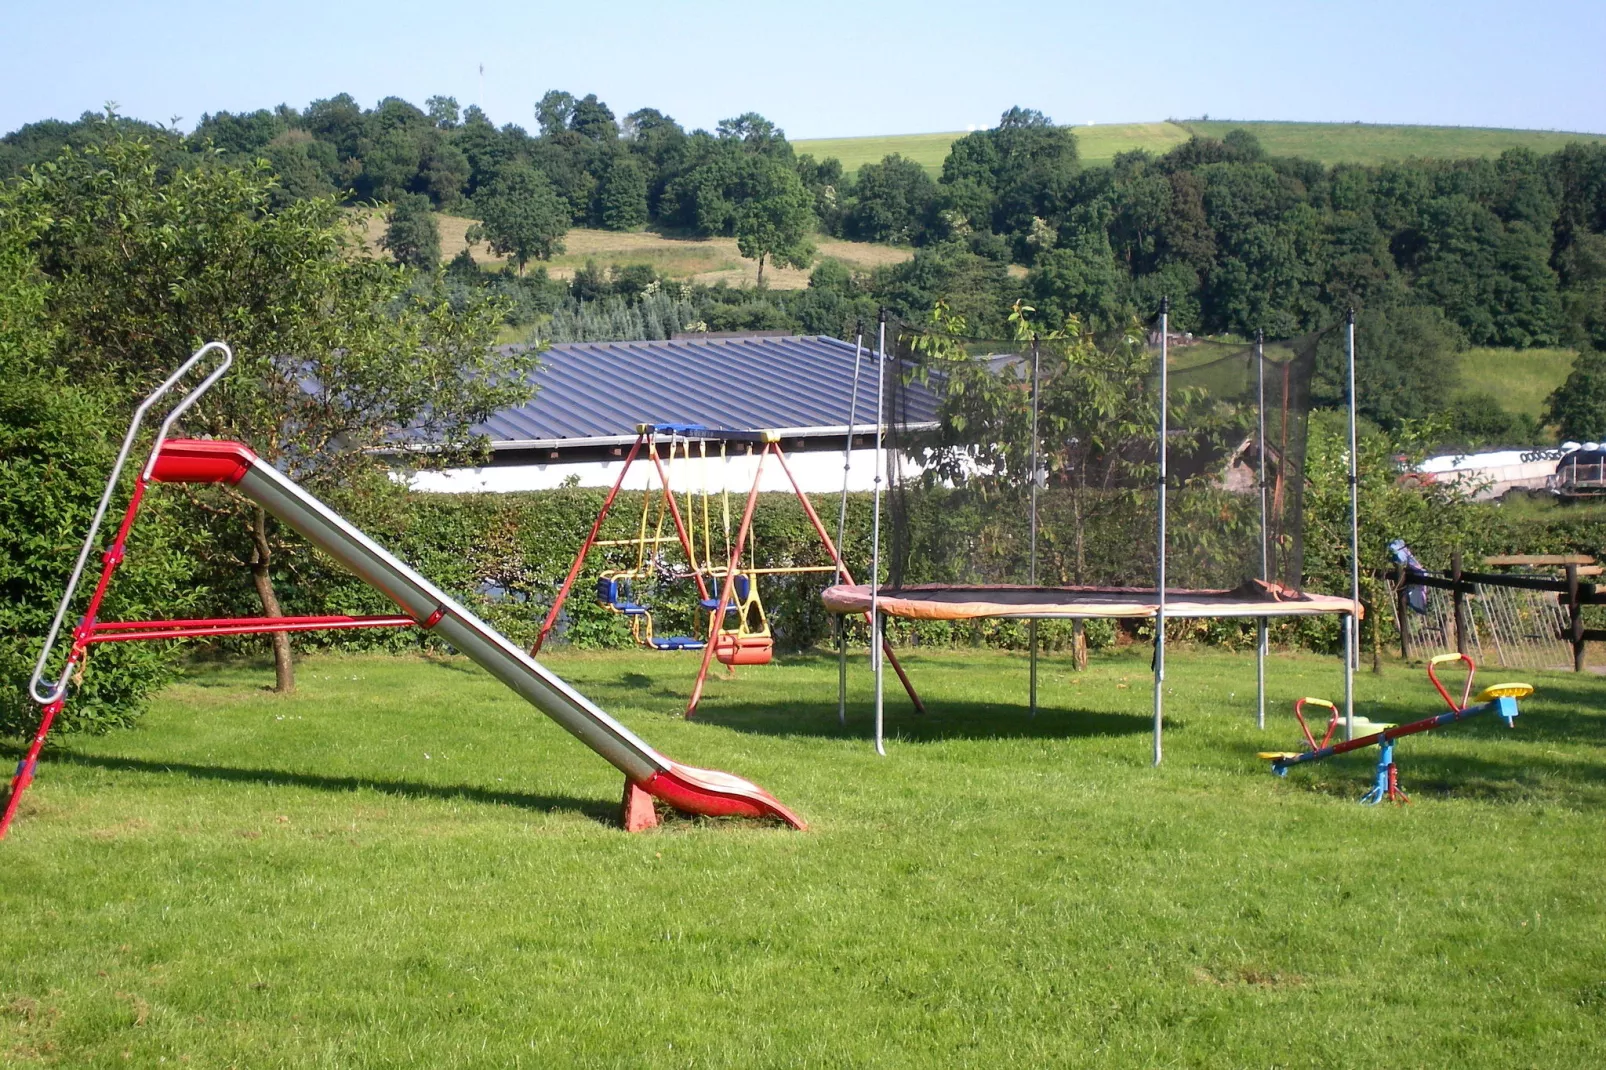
[
  {"x1": 700, "y1": 574, "x2": 750, "y2": 610},
  {"x1": 597, "y1": 577, "x2": 650, "y2": 615},
  {"x1": 648, "y1": 636, "x2": 706, "y2": 651}
]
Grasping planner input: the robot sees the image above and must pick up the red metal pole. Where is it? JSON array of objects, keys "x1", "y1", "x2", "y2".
[
  {"x1": 2, "y1": 476, "x2": 155, "y2": 840},
  {"x1": 686, "y1": 446, "x2": 769, "y2": 717},
  {"x1": 86, "y1": 614, "x2": 420, "y2": 643},
  {"x1": 532, "y1": 435, "x2": 644, "y2": 654},
  {"x1": 769, "y1": 444, "x2": 925, "y2": 713},
  {"x1": 0, "y1": 696, "x2": 66, "y2": 839},
  {"x1": 647, "y1": 443, "x2": 711, "y2": 602}
]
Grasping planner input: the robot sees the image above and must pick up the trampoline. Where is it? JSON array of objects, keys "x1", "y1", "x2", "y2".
[
  {"x1": 823, "y1": 582, "x2": 1361, "y2": 622},
  {"x1": 826, "y1": 306, "x2": 1364, "y2": 759}
]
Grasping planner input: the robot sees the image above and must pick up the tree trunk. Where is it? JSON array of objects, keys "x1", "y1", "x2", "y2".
[
  {"x1": 756, "y1": 254, "x2": 766, "y2": 287},
  {"x1": 1370, "y1": 596, "x2": 1383, "y2": 674},
  {"x1": 248, "y1": 505, "x2": 295, "y2": 694},
  {"x1": 1072, "y1": 483, "x2": 1086, "y2": 584},
  {"x1": 1072, "y1": 620, "x2": 1088, "y2": 671}
]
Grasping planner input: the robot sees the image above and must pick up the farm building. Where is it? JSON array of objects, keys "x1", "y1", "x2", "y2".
[
  {"x1": 1411, "y1": 446, "x2": 1586, "y2": 500},
  {"x1": 399, "y1": 334, "x2": 939, "y2": 494}
]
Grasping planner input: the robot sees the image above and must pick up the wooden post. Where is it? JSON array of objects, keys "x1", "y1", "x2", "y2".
[
  {"x1": 1451, "y1": 550, "x2": 1468, "y2": 655},
  {"x1": 1567, "y1": 563, "x2": 1585, "y2": 673}
]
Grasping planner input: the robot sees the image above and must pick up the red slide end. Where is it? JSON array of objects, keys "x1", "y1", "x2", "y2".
[
  {"x1": 149, "y1": 439, "x2": 257, "y2": 485},
  {"x1": 642, "y1": 762, "x2": 807, "y2": 830}
]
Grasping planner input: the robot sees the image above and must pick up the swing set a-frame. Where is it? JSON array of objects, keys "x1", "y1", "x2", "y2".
[{"x1": 532, "y1": 423, "x2": 923, "y2": 718}]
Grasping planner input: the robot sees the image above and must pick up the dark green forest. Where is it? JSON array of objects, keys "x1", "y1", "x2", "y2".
[{"x1": 5, "y1": 93, "x2": 1606, "y2": 441}]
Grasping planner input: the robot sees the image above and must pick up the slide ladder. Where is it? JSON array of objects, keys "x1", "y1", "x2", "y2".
[{"x1": 3, "y1": 345, "x2": 803, "y2": 839}]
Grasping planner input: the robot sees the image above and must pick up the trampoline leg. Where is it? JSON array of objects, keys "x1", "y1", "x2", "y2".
[
  {"x1": 872, "y1": 610, "x2": 885, "y2": 757},
  {"x1": 1153, "y1": 620, "x2": 1165, "y2": 768},
  {"x1": 1028, "y1": 619, "x2": 1038, "y2": 718},
  {"x1": 1256, "y1": 617, "x2": 1267, "y2": 730},
  {"x1": 1343, "y1": 614, "x2": 1356, "y2": 742},
  {"x1": 837, "y1": 616, "x2": 847, "y2": 727}
]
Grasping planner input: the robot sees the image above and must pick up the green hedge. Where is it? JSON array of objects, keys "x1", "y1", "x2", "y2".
[{"x1": 207, "y1": 482, "x2": 1292, "y2": 659}]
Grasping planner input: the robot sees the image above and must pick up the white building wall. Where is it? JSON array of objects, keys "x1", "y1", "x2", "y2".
[
  {"x1": 403, "y1": 447, "x2": 907, "y2": 495},
  {"x1": 1415, "y1": 448, "x2": 1559, "y2": 500}
]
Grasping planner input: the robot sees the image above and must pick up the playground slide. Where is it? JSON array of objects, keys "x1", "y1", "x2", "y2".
[{"x1": 151, "y1": 440, "x2": 805, "y2": 830}]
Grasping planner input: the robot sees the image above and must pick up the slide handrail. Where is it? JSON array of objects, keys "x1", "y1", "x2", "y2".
[{"x1": 28, "y1": 343, "x2": 233, "y2": 705}]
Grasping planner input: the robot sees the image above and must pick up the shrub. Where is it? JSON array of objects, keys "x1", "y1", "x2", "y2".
[{"x1": 0, "y1": 377, "x2": 200, "y2": 736}]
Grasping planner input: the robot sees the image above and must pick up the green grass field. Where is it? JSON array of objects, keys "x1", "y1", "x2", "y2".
[
  {"x1": 795, "y1": 120, "x2": 1606, "y2": 175},
  {"x1": 1456, "y1": 347, "x2": 1577, "y2": 420},
  {"x1": 3, "y1": 647, "x2": 1603, "y2": 1067}
]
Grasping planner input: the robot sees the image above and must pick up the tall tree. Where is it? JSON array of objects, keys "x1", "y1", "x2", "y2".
[
  {"x1": 467, "y1": 165, "x2": 569, "y2": 272},
  {"x1": 1546, "y1": 348, "x2": 1606, "y2": 440},
  {"x1": 5, "y1": 129, "x2": 536, "y2": 693},
  {"x1": 599, "y1": 155, "x2": 649, "y2": 231},
  {"x1": 845, "y1": 154, "x2": 936, "y2": 244},
  {"x1": 381, "y1": 193, "x2": 441, "y2": 269},
  {"x1": 733, "y1": 159, "x2": 815, "y2": 284}
]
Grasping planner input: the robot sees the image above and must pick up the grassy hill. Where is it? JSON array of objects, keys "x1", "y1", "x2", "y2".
[
  {"x1": 358, "y1": 211, "x2": 913, "y2": 289},
  {"x1": 1455, "y1": 347, "x2": 1577, "y2": 421},
  {"x1": 796, "y1": 120, "x2": 1606, "y2": 175}
]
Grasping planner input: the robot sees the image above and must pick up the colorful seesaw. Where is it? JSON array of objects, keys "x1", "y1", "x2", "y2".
[{"x1": 1260, "y1": 653, "x2": 1532, "y2": 804}]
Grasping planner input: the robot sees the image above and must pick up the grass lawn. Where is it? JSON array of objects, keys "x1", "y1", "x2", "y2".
[
  {"x1": 796, "y1": 120, "x2": 1606, "y2": 176},
  {"x1": 1456, "y1": 347, "x2": 1577, "y2": 421},
  {"x1": 2, "y1": 645, "x2": 1603, "y2": 1067}
]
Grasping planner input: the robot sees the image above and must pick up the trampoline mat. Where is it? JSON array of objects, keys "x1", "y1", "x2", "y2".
[{"x1": 822, "y1": 582, "x2": 1359, "y2": 621}]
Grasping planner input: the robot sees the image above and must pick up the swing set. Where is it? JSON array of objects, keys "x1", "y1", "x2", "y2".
[{"x1": 532, "y1": 423, "x2": 923, "y2": 718}]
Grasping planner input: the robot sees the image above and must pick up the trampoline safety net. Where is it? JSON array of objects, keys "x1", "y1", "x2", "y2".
[{"x1": 883, "y1": 318, "x2": 1326, "y2": 598}]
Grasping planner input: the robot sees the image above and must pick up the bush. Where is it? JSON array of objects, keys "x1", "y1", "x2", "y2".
[{"x1": 0, "y1": 378, "x2": 200, "y2": 736}]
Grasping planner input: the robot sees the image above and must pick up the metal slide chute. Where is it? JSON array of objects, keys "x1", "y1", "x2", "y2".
[{"x1": 157, "y1": 440, "x2": 805, "y2": 829}]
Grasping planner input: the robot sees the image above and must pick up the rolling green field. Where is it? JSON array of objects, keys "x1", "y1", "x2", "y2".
[
  {"x1": 1456, "y1": 347, "x2": 1577, "y2": 421},
  {"x1": 795, "y1": 120, "x2": 1606, "y2": 175},
  {"x1": 3, "y1": 647, "x2": 1603, "y2": 1067}
]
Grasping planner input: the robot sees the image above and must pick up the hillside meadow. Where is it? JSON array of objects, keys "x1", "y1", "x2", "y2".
[
  {"x1": 796, "y1": 119, "x2": 1606, "y2": 175},
  {"x1": 358, "y1": 210, "x2": 912, "y2": 289}
]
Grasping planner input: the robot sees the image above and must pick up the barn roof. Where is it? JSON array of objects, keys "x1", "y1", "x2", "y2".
[{"x1": 477, "y1": 335, "x2": 939, "y2": 450}]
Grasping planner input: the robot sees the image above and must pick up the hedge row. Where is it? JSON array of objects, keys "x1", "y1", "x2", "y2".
[{"x1": 179, "y1": 482, "x2": 1605, "y2": 664}]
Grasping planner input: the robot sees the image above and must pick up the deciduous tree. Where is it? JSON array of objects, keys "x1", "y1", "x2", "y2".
[
  {"x1": 467, "y1": 165, "x2": 569, "y2": 272},
  {"x1": 5, "y1": 129, "x2": 537, "y2": 694},
  {"x1": 1546, "y1": 348, "x2": 1606, "y2": 440},
  {"x1": 733, "y1": 159, "x2": 815, "y2": 285},
  {"x1": 382, "y1": 193, "x2": 441, "y2": 269}
]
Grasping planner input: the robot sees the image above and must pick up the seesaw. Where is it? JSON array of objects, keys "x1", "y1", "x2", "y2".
[{"x1": 1259, "y1": 653, "x2": 1532, "y2": 804}]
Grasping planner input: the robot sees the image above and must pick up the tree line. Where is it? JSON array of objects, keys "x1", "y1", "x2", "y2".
[
  {"x1": 6, "y1": 94, "x2": 1601, "y2": 361},
  {"x1": 6, "y1": 95, "x2": 1606, "y2": 435}
]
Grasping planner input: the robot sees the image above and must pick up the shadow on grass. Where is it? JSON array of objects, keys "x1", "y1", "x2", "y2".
[
  {"x1": 690, "y1": 697, "x2": 1157, "y2": 744},
  {"x1": 17, "y1": 750, "x2": 620, "y2": 826}
]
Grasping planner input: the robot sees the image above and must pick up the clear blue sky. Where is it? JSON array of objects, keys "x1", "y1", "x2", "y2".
[{"x1": 4, "y1": 0, "x2": 1603, "y2": 139}]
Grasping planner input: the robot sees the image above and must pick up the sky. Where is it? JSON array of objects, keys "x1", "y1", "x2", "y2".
[{"x1": 3, "y1": 0, "x2": 1603, "y2": 139}]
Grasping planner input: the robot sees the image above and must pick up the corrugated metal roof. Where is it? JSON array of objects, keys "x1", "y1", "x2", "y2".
[{"x1": 478, "y1": 335, "x2": 939, "y2": 448}]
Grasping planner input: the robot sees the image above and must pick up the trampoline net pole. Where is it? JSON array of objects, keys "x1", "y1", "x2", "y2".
[
  {"x1": 1256, "y1": 328, "x2": 1268, "y2": 731},
  {"x1": 1029, "y1": 335, "x2": 1040, "y2": 718},
  {"x1": 871, "y1": 311, "x2": 887, "y2": 755},
  {"x1": 1155, "y1": 300, "x2": 1168, "y2": 768},
  {"x1": 1345, "y1": 310, "x2": 1360, "y2": 740},
  {"x1": 837, "y1": 328, "x2": 863, "y2": 728}
]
